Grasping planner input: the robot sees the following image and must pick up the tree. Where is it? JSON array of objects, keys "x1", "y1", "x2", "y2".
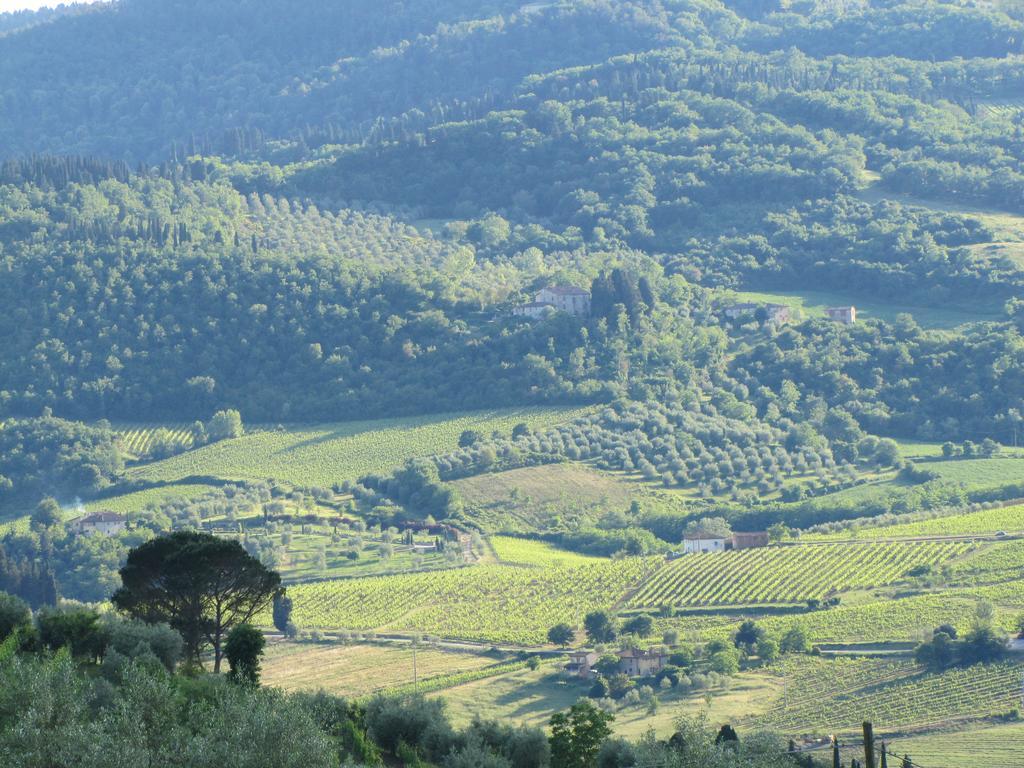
[
  {"x1": 914, "y1": 631, "x2": 955, "y2": 671},
  {"x1": 584, "y1": 611, "x2": 617, "y2": 644},
  {"x1": 710, "y1": 648, "x2": 740, "y2": 675},
  {"x1": 37, "y1": 606, "x2": 107, "y2": 661},
  {"x1": 780, "y1": 626, "x2": 808, "y2": 654},
  {"x1": 31, "y1": 497, "x2": 63, "y2": 531},
  {"x1": 547, "y1": 623, "x2": 575, "y2": 647},
  {"x1": 756, "y1": 636, "x2": 779, "y2": 662},
  {"x1": 734, "y1": 620, "x2": 765, "y2": 651},
  {"x1": 459, "y1": 430, "x2": 483, "y2": 448},
  {"x1": 0, "y1": 591, "x2": 31, "y2": 641},
  {"x1": 225, "y1": 623, "x2": 266, "y2": 686},
  {"x1": 549, "y1": 699, "x2": 614, "y2": 768},
  {"x1": 112, "y1": 531, "x2": 281, "y2": 671},
  {"x1": 208, "y1": 409, "x2": 244, "y2": 442},
  {"x1": 622, "y1": 614, "x2": 653, "y2": 638},
  {"x1": 272, "y1": 593, "x2": 293, "y2": 635}
]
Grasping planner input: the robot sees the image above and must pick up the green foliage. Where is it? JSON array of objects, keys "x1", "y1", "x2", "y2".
[
  {"x1": 547, "y1": 623, "x2": 575, "y2": 647},
  {"x1": 0, "y1": 592, "x2": 30, "y2": 642},
  {"x1": 225, "y1": 623, "x2": 266, "y2": 686},
  {"x1": 549, "y1": 699, "x2": 614, "y2": 768},
  {"x1": 112, "y1": 531, "x2": 281, "y2": 671},
  {"x1": 0, "y1": 417, "x2": 122, "y2": 508}
]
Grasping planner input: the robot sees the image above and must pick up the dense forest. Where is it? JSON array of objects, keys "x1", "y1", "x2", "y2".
[{"x1": 0, "y1": 0, "x2": 1022, "y2": 510}]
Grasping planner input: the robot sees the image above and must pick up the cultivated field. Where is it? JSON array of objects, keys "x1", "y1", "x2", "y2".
[
  {"x1": 825, "y1": 503, "x2": 1024, "y2": 540},
  {"x1": 890, "y1": 721, "x2": 1024, "y2": 768},
  {"x1": 275, "y1": 558, "x2": 660, "y2": 645},
  {"x1": 755, "y1": 656, "x2": 1023, "y2": 735},
  {"x1": 628, "y1": 542, "x2": 971, "y2": 609},
  {"x1": 128, "y1": 407, "x2": 588, "y2": 487},
  {"x1": 260, "y1": 642, "x2": 500, "y2": 698},
  {"x1": 490, "y1": 536, "x2": 604, "y2": 568}
]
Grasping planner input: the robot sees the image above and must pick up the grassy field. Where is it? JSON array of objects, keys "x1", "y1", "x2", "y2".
[
  {"x1": 925, "y1": 457, "x2": 1024, "y2": 491},
  {"x1": 437, "y1": 662, "x2": 782, "y2": 739},
  {"x1": 889, "y1": 721, "x2": 1024, "y2": 768},
  {"x1": 260, "y1": 641, "x2": 500, "y2": 697},
  {"x1": 128, "y1": 407, "x2": 588, "y2": 487},
  {"x1": 454, "y1": 462, "x2": 644, "y2": 531},
  {"x1": 728, "y1": 289, "x2": 1000, "y2": 330}
]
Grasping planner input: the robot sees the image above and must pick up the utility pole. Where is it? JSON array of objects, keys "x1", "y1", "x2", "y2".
[{"x1": 863, "y1": 721, "x2": 877, "y2": 768}]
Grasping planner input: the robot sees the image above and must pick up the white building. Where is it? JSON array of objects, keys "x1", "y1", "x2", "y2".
[
  {"x1": 682, "y1": 533, "x2": 728, "y2": 554},
  {"x1": 824, "y1": 306, "x2": 857, "y2": 324},
  {"x1": 512, "y1": 301, "x2": 556, "y2": 319},
  {"x1": 534, "y1": 286, "x2": 591, "y2": 317},
  {"x1": 70, "y1": 511, "x2": 127, "y2": 536}
]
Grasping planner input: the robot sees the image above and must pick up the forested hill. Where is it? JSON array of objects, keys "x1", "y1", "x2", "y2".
[
  {"x1": 0, "y1": 0, "x2": 1021, "y2": 162},
  {"x1": 0, "y1": 0, "x2": 1022, "y2": 439}
]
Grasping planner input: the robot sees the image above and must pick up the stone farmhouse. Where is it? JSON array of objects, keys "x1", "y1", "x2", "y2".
[
  {"x1": 617, "y1": 647, "x2": 669, "y2": 677},
  {"x1": 565, "y1": 650, "x2": 599, "y2": 678},
  {"x1": 514, "y1": 285, "x2": 591, "y2": 318},
  {"x1": 70, "y1": 511, "x2": 127, "y2": 536},
  {"x1": 724, "y1": 302, "x2": 791, "y2": 325},
  {"x1": 824, "y1": 306, "x2": 857, "y2": 324},
  {"x1": 731, "y1": 531, "x2": 770, "y2": 550}
]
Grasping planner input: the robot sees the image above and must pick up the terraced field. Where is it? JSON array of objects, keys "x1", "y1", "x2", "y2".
[
  {"x1": 277, "y1": 558, "x2": 660, "y2": 644},
  {"x1": 129, "y1": 408, "x2": 587, "y2": 487},
  {"x1": 628, "y1": 542, "x2": 972, "y2": 609},
  {"x1": 755, "y1": 656, "x2": 1023, "y2": 735}
]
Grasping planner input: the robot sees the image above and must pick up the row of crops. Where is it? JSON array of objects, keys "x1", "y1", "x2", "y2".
[
  {"x1": 810, "y1": 502, "x2": 1024, "y2": 540},
  {"x1": 756, "y1": 657, "x2": 1024, "y2": 735},
  {"x1": 279, "y1": 558, "x2": 661, "y2": 645},
  {"x1": 628, "y1": 541, "x2": 972, "y2": 608},
  {"x1": 115, "y1": 424, "x2": 195, "y2": 456},
  {"x1": 129, "y1": 407, "x2": 585, "y2": 487},
  {"x1": 490, "y1": 536, "x2": 602, "y2": 568}
]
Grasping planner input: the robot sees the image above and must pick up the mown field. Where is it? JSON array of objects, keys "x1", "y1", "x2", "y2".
[
  {"x1": 890, "y1": 721, "x2": 1024, "y2": 768},
  {"x1": 260, "y1": 642, "x2": 501, "y2": 698},
  {"x1": 728, "y1": 289, "x2": 1001, "y2": 330},
  {"x1": 127, "y1": 407, "x2": 588, "y2": 487}
]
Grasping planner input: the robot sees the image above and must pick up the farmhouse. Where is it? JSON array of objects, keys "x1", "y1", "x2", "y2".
[
  {"x1": 512, "y1": 301, "x2": 556, "y2": 319},
  {"x1": 618, "y1": 647, "x2": 668, "y2": 677},
  {"x1": 724, "y1": 302, "x2": 790, "y2": 325},
  {"x1": 683, "y1": 533, "x2": 728, "y2": 554},
  {"x1": 565, "y1": 650, "x2": 598, "y2": 677},
  {"x1": 824, "y1": 306, "x2": 857, "y2": 324},
  {"x1": 70, "y1": 511, "x2": 126, "y2": 536},
  {"x1": 731, "y1": 531, "x2": 770, "y2": 550},
  {"x1": 534, "y1": 285, "x2": 591, "y2": 317}
]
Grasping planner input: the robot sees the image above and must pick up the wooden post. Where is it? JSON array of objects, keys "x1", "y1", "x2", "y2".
[
  {"x1": 863, "y1": 722, "x2": 876, "y2": 768},
  {"x1": 833, "y1": 737, "x2": 841, "y2": 768}
]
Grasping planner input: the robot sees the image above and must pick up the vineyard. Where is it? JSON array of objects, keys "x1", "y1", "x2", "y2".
[
  {"x1": 129, "y1": 407, "x2": 586, "y2": 487},
  {"x1": 890, "y1": 720, "x2": 1024, "y2": 768},
  {"x1": 628, "y1": 542, "x2": 972, "y2": 608},
  {"x1": 820, "y1": 503, "x2": 1024, "y2": 540},
  {"x1": 755, "y1": 656, "x2": 1024, "y2": 735},
  {"x1": 490, "y1": 536, "x2": 603, "y2": 568},
  {"x1": 114, "y1": 424, "x2": 195, "y2": 457},
  {"x1": 277, "y1": 558, "x2": 660, "y2": 644}
]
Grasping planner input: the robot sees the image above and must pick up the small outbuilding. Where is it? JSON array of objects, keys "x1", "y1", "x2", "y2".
[
  {"x1": 683, "y1": 533, "x2": 728, "y2": 554},
  {"x1": 618, "y1": 648, "x2": 668, "y2": 677},
  {"x1": 565, "y1": 650, "x2": 598, "y2": 678},
  {"x1": 824, "y1": 306, "x2": 857, "y2": 324}
]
